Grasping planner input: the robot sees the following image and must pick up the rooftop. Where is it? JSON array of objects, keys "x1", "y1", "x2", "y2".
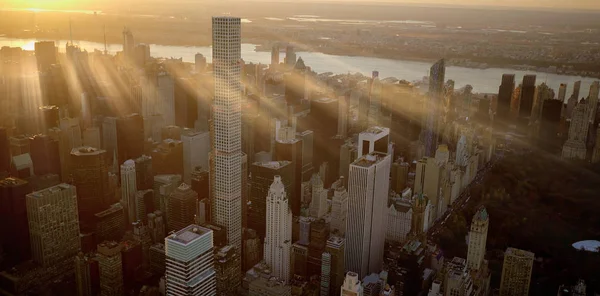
[
  {"x1": 167, "y1": 225, "x2": 211, "y2": 245},
  {"x1": 253, "y1": 160, "x2": 291, "y2": 169},
  {"x1": 71, "y1": 146, "x2": 105, "y2": 156},
  {"x1": 29, "y1": 183, "x2": 72, "y2": 198},
  {"x1": 506, "y1": 247, "x2": 535, "y2": 258},
  {"x1": 362, "y1": 126, "x2": 389, "y2": 135},
  {"x1": 352, "y1": 151, "x2": 389, "y2": 168}
]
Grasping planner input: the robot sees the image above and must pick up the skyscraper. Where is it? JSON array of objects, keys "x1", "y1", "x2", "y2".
[
  {"x1": 497, "y1": 74, "x2": 516, "y2": 129},
  {"x1": 211, "y1": 16, "x2": 243, "y2": 263},
  {"x1": 562, "y1": 101, "x2": 589, "y2": 160},
  {"x1": 123, "y1": 27, "x2": 135, "y2": 61},
  {"x1": 518, "y1": 75, "x2": 537, "y2": 131},
  {"x1": 249, "y1": 161, "x2": 292, "y2": 239},
  {"x1": 26, "y1": 184, "x2": 80, "y2": 267},
  {"x1": 74, "y1": 252, "x2": 94, "y2": 296},
  {"x1": 566, "y1": 81, "x2": 581, "y2": 119},
  {"x1": 97, "y1": 241, "x2": 124, "y2": 296},
  {"x1": 274, "y1": 132, "x2": 303, "y2": 216},
  {"x1": 182, "y1": 130, "x2": 210, "y2": 184},
  {"x1": 165, "y1": 225, "x2": 216, "y2": 296},
  {"x1": 467, "y1": 207, "x2": 489, "y2": 271},
  {"x1": 326, "y1": 236, "x2": 345, "y2": 296},
  {"x1": 330, "y1": 184, "x2": 348, "y2": 236},
  {"x1": 309, "y1": 173, "x2": 328, "y2": 219},
  {"x1": 167, "y1": 183, "x2": 198, "y2": 233},
  {"x1": 369, "y1": 72, "x2": 382, "y2": 127},
  {"x1": 70, "y1": 147, "x2": 109, "y2": 227},
  {"x1": 116, "y1": 114, "x2": 144, "y2": 166},
  {"x1": 264, "y1": 176, "x2": 292, "y2": 283},
  {"x1": 345, "y1": 152, "x2": 391, "y2": 278},
  {"x1": 121, "y1": 159, "x2": 138, "y2": 224},
  {"x1": 271, "y1": 43, "x2": 279, "y2": 68},
  {"x1": 500, "y1": 248, "x2": 534, "y2": 296},
  {"x1": 424, "y1": 59, "x2": 445, "y2": 157}
]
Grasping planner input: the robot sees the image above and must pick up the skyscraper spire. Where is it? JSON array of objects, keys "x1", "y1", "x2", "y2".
[
  {"x1": 103, "y1": 25, "x2": 108, "y2": 54},
  {"x1": 69, "y1": 18, "x2": 73, "y2": 45}
]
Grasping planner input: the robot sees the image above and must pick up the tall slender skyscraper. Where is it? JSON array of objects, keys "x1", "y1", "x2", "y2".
[
  {"x1": 345, "y1": 152, "x2": 391, "y2": 278},
  {"x1": 165, "y1": 225, "x2": 216, "y2": 295},
  {"x1": 424, "y1": 59, "x2": 445, "y2": 157},
  {"x1": 497, "y1": 74, "x2": 516, "y2": 129},
  {"x1": 211, "y1": 17, "x2": 243, "y2": 279},
  {"x1": 121, "y1": 159, "x2": 137, "y2": 224},
  {"x1": 467, "y1": 207, "x2": 489, "y2": 271},
  {"x1": 518, "y1": 75, "x2": 537, "y2": 131},
  {"x1": 263, "y1": 176, "x2": 292, "y2": 283}
]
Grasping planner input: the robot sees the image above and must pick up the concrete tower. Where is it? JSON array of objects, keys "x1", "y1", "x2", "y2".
[
  {"x1": 121, "y1": 159, "x2": 137, "y2": 224},
  {"x1": 345, "y1": 152, "x2": 391, "y2": 278},
  {"x1": 467, "y1": 207, "x2": 489, "y2": 271},
  {"x1": 263, "y1": 176, "x2": 292, "y2": 283},
  {"x1": 165, "y1": 225, "x2": 216, "y2": 295},
  {"x1": 211, "y1": 16, "x2": 243, "y2": 265}
]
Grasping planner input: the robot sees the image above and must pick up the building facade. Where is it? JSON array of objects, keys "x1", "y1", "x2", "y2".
[
  {"x1": 345, "y1": 152, "x2": 391, "y2": 278},
  {"x1": 263, "y1": 176, "x2": 293, "y2": 283},
  {"x1": 165, "y1": 225, "x2": 216, "y2": 295},
  {"x1": 467, "y1": 207, "x2": 489, "y2": 271},
  {"x1": 499, "y1": 247, "x2": 534, "y2": 296},
  {"x1": 211, "y1": 17, "x2": 243, "y2": 272},
  {"x1": 26, "y1": 184, "x2": 81, "y2": 267}
]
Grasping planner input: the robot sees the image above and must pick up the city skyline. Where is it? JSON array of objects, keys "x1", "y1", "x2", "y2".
[{"x1": 0, "y1": 5, "x2": 598, "y2": 296}]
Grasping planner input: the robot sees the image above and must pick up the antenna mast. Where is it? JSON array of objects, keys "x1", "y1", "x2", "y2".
[
  {"x1": 103, "y1": 25, "x2": 108, "y2": 54},
  {"x1": 69, "y1": 18, "x2": 73, "y2": 45}
]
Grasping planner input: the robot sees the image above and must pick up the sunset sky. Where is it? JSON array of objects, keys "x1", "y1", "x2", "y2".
[{"x1": 3, "y1": 0, "x2": 599, "y2": 10}]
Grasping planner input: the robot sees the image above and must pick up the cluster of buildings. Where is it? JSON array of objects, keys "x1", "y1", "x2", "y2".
[{"x1": 0, "y1": 11, "x2": 597, "y2": 296}]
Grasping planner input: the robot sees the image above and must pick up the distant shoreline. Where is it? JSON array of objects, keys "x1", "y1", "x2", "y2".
[{"x1": 2, "y1": 32, "x2": 599, "y2": 80}]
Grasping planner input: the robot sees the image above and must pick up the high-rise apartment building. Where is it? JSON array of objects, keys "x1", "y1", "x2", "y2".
[
  {"x1": 540, "y1": 99, "x2": 563, "y2": 153},
  {"x1": 165, "y1": 225, "x2": 216, "y2": 295},
  {"x1": 309, "y1": 173, "x2": 328, "y2": 219},
  {"x1": 518, "y1": 75, "x2": 537, "y2": 131},
  {"x1": 587, "y1": 81, "x2": 599, "y2": 123},
  {"x1": 0, "y1": 128, "x2": 10, "y2": 173},
  {"x1": 499, "y1": 247, "x2": 534, "y2": 296},
  {"x1": 211, "y1": 16, "x2": 243, "y2": 264},
  {"x1": 29, "y1": 135, "x2": 61, "y2": 177},
  {"x1": 153, "y1": 174, "x2": 182, "y2": 220},
  {"x1": 121, "y1": 159, "x2": 138, "y2": 224},
  {"x1": 331, "y1": 184, "x2": 348, "y2": 236},
  {"x1": 167, "y1": 183, "x2": 198, "y2": 233},
  {"x1": 264, "y1": 176, "x2": 293, "y2": 282},
  {"x1": 97, "y1": 241, "x2": 124, "y2": 296},
  {"x1": 467, "y1": 207, "x2": 489, "y2": 271},
  {"x1": 123, "y1": 27, "x2": 135, "y2": 61},
  {"x1": 26, "y1": 184, "x2": 80, "y2": 267},
  {"x1": 135, "y1": 155, "x2": 153, "y2": 190},
  {"x1": 345, "y1": 152, "x2": 391, "y2": 278},
  {"x1": 151, "y1": 139, "x2": 183, "y2": 175},
  {"x1": 390, "y1": 159, "x2": 409, "y2": 194},
  {"x1": 71, "y1": 147, "x2": 109, "y2": 227},
  {"x1": 497, "y1": 74, "x2": 516, "y2": 129},
  {"x1": 424, "y1": 59, "x2": 445, "y2": 157},
  {"x1": 182, "y1": 130, "x2": 210, "y2": 184},
  {"x1": 341, "y1": 272, "x2": 364, "y2": 296},
  {"x1": 562, "y1": 101, "x2": 589, "y2": 160},
  {"x1": 271, "y1": 44, "x2": 279, "y2": 67},
  {"x1": 326, "y1": 236, "x2": 345, "y2": 296},
  {"x1": 34, "y1": 41, "x2": 57, "y2": 72},
  {"x1": 369, "y1": 72, "x2": 382, "y2": 127}
]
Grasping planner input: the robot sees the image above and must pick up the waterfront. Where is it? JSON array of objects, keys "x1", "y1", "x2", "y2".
[{"x1": 1, "y1": 37, "x2": 597, "y2": 95}]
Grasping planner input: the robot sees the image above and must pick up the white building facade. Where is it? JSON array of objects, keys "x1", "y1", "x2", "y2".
[
  {"x1": 211, "y1": 16, "x2": 243, "y2": 258},
  {"x1": 165, "y1": 225, "x2": 216, "y2": 295},
  {"x1": 121, "y1": 159, "x2": 137, "y2": 224},
  {"x1": 263, "y1": 176, "x2": 292, "y2": 283},
  {"x1": 345, "y1": 152, "x2": 391, "y2": 278}
]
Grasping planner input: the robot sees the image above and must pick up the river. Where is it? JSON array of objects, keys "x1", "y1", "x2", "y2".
[{"x1": 1, "y1": 37, "x2": 597, "y2": 96}]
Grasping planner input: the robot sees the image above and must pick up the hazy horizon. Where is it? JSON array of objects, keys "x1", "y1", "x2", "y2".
[{"x1": 4, "y1": 0, "x2": 600, "y2": 11}]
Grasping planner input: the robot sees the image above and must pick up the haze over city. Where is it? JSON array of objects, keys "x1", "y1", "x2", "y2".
[{"x1": 0, "y1": 0, "x2": 598, "y2": 296}]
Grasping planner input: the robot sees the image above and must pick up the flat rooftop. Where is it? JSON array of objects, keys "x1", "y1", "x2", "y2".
[
  {"x1": 168, "y1": 225, "x2": 211, "y2": 245},
  {"x1": 352, "y1": 151, "x2": 389, "y2": 167}
]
